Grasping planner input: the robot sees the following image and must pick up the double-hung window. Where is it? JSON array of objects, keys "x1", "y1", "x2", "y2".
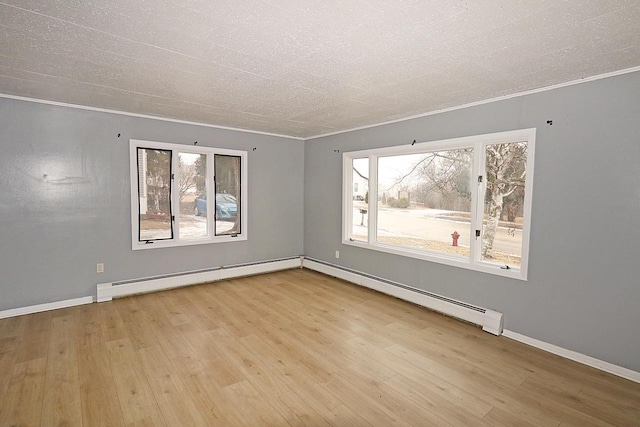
[
  {"x1": 343, "y1": 128, "x2": 535, "y2": 279},
  {"x1": 130, "y1": 139, "x2": 247, "y2": 250}
]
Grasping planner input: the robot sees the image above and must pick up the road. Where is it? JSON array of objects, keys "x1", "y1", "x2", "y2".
[{"x1": 353, "y1": 206, "x2": 522, "y2": 256}]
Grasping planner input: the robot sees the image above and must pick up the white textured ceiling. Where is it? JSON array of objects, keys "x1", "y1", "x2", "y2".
[{"x1": 1, "y1": 1, "x2": 639, "y2": 139}]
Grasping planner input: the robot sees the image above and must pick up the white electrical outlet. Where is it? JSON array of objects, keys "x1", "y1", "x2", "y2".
[
  {"x1": 335, "y1": 251, "x2": 340, "y2": 259},
  {"x1": 97, "y1": 263, "x2": 104, "y2": 273}
]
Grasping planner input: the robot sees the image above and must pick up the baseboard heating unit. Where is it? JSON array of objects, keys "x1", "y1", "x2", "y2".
[
  {"x1": 302, "y1": 257, "x2": 504, "y2": 336},
  {"x1": 97, "y1": 256, "x2": 302, "y2": 302},
  {"x1": 96, "y1": 255, "x2": 502, "y2": 336}
]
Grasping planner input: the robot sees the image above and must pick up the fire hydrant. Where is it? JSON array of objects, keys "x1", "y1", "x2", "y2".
[{"x1": 451, "y1": 231, "x2": 460, "y2": 247}]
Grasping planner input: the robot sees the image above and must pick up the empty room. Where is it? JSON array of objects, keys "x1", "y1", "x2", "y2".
[{"x1": 1, "y1": 1, "x2": 640, "y2": 425}]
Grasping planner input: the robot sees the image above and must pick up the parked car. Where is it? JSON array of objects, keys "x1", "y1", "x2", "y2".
[{"x1": 194, "y1": 193, "x2": 237, "y2": 220}]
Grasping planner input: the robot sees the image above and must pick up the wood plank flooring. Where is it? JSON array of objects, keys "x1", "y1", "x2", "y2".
[{"x1": 1, "y1": 269, "x2": 639, "y2": 426}]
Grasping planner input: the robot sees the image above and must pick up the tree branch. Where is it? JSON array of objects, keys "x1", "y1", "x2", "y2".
[{"x1": 353, "y1": 166, "x2": 368, "y2": 181}]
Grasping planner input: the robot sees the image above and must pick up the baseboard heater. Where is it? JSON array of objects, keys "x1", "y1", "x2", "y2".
[
  {"x1": 96, "y1": 255, "x2": 502, "y2": 336},
  {"x1": 97, "y1": 256, "x2": 302, "y2": 302},
  {"x1": 302, "y1": 257, "x2": 504, "y2": 336}
]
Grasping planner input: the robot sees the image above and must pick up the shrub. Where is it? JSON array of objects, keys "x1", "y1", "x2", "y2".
[{"x1": 387, "y1": 197, "x2": 410, "y2": 208}]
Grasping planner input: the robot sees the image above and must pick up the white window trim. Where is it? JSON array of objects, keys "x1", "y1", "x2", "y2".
[
  {"x1": 342, "y1": 128, "x2": 535, "y2": 280},
  {"x1": 130, "y1": 139, "x2": 248, "y2": 250}
]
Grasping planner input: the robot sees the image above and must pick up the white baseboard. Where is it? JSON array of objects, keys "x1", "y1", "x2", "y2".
[
  {"x1": 303, "y1": 258, "x2": 639, "y2": 383},
  {"x1": 1, "y1": 257, "x2": 302, "y2": 318},
  {"x1": 0, "y1": 296, "x2": 94, "y2": 319},
  {"x1": 97, "y1": 257, "x2": 302, "y2": 302},
  {"x1": 5, "y1": 257, "x2": 637, "y2": 384},
  {"x1": 302, "y1": 258, "x2": 503, "y2": 335},
  {"x1": 502, "y1": 330, "x2": 640, "y2": 384}
]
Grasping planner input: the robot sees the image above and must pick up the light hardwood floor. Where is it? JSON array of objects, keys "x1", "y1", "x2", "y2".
[{"x1": 1, "y1": 269, "x2": 639, "y2": 426}]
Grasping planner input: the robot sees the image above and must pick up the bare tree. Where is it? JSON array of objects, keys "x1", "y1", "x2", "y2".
[
  {"x1": 375, "y1": 144, "x2": 527, "y2": 260},
  {"x1": 383, "y1": 150, "x2": 472, "y2": 210},
  {"x1": 144, "y1": 149, "x2": 171, "y2": 216},
  {"x1": 353, "y1": 166, "x2": 368, "y2": 181},
  {"x1": 482, "y1": 142, "x2": 527, "y2": 260},
  {"x1": 214, "y1": 155, "x2": 242, "y2": 235},
  {"x1": 415, "y1": 150, "x2": 472, "y2": 209},
  {"x1": 178, "y1": 162, "x2": 198, "y2": 201}
]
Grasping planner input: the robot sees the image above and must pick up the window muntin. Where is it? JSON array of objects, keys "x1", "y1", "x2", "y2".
[
  {"x1": 343, "y1": 129, "x2": 535, "y2": 280},
  {"x1": 130, "y1": 140, "x2": 247, "y2": 250}
]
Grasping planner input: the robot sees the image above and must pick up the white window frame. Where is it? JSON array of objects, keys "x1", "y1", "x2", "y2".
[
  {"x1": 342, "y1": 128, "x2": 535, "y2": 280},
  {"x1": 130, "y1": 139, "x2": 248, "y2": 250}
]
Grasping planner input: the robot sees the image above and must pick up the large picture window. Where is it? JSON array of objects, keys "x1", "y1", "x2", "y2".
[
  {"x1": 342, "y1": 129, "x2": 535, "y2": 280},
  {"x1": 130, "y1": 139, "x2": 247, "y2": 250}
]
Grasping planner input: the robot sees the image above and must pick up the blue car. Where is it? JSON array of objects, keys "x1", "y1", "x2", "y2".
[{"x1": 194, "y1": 193, "x2": 237, "y2": 220}]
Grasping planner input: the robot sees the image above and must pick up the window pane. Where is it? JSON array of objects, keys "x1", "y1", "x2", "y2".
[
  {"x1": 137, "y1": 148, "x2": 172, "y2": 241},
  {"x1": 178, "y1": 152, "x2": 207, "y2": 239},
  {"x1": 481, "y1": 142, "x2": 527, "y2": 267},
  {"x1": 351, "y1": 158, "x2": 369, "y2": 242},
  {"x1": 377, "y1": 149, "x2": 472, "y2": 257},
  {"x1": 214, "y1": 155, "x2": 241, "y2": 236}
]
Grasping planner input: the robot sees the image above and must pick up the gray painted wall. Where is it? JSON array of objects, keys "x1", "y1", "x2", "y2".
[
  {"x1": 0, "y1": 99, "x2": 304, "y2": 311},
  {"x1": 2, "y1": 71, "x2": 639, "y2": 373},
  {"x1": 304, "y1": 71, "x2": 640, "y2": 372}
]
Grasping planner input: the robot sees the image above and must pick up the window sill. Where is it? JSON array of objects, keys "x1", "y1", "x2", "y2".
[
  {"x1": 342, "y1": 239, "x2": 527, "y2": 281},
  {"x1": 132, "y1": 235, "x2": 247, "y2": 250}
]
